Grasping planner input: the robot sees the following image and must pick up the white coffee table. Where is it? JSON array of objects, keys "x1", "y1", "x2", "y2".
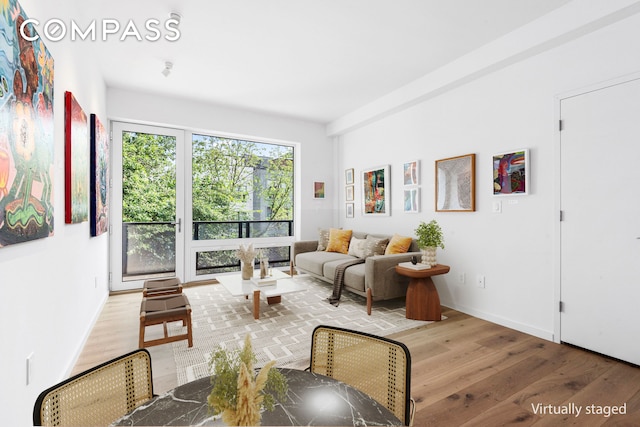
[{"x1": 216, "y1": 269, "x2": 308, "y2": 319}]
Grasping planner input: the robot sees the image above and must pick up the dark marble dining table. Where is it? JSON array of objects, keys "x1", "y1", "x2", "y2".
[{"x1": 113, "y1": 368, "x2": 402, "y2": 426}]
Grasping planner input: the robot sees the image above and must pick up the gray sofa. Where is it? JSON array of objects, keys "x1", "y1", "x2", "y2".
[{"x1": 290, "y1": 231, "x2": 421, "y2": 314}]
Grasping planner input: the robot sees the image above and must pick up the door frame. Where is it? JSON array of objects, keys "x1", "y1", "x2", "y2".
[
  {"x1": 554, "y1": 70, "x2": 640, "y2": 343},
  {"x1": 109, "y1": 121, "x2": 186, "y2": 291}
]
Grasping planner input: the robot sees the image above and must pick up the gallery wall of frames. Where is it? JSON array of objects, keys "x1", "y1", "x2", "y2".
[{"x1": 0, "y1": 0, "x2": 109, "y2": 249}]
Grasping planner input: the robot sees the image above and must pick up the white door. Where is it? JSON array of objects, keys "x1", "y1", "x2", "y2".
[
  {"x1": 110, "y1": 122, "x2": 185, "y2": 291},
  {"x1": 560, "y1": 77, "x2": 640, "y2": 365}
]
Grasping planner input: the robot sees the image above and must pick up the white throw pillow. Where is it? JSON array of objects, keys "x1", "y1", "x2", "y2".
[{"x1": 347, "y1": 237, "x2": 366, "y2": 258}]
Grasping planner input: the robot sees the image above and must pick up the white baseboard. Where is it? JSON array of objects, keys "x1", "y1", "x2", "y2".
[
  {"x1": 443, "y1": 301, "x2": 555, "y2": 342},
  {"x1": 63, "y1": 291, "x2": 110, "y2": 378}
]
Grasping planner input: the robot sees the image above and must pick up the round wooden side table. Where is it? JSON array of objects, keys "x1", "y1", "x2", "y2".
[{"x1": 395, "y1": 264, "x2": 450, "y2": 321}]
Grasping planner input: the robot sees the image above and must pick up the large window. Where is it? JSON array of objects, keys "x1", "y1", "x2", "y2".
[
  {"x1": 191, "y1": 134, "x2": 294, "y2": 275},
  {"x1": 111, "y1": 123, "x2": 297, "y2": 290}
]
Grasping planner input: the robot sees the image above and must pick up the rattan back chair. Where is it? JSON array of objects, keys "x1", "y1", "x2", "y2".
[
  {"x1": 309, "y1": 325, "x2": 414, "y2": 425},
  {"x1": 33, "y1": 349, "x2": 154, "y2": 426}
]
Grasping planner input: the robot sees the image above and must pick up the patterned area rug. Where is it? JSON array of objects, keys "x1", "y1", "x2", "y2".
[{"x1": 171, "y1": 273, "x2": 436, "y2": 385}]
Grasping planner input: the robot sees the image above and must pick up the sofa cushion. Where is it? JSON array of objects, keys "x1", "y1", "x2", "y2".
[
  {"x1": 348, "y1": 237, "x2": 367, "y2": 258},
  {"x1": 326, "y1": 228, "x2": 352, "y2": 254},
  {"x1": 363, "y1": 235, "x2": 389, "y2": 258},
  {"x1": 296, "y1": 251, "x2": 353, "y2": 276},
  {"x1": 323, "y1": 259, "x2": 365, "y2": 292},
  {"x1": 385, "y1": 234, "x2": 413, "y2": 254},
  {"x1": 316, "y1": 228, "x2": 331, "y2": 251}
]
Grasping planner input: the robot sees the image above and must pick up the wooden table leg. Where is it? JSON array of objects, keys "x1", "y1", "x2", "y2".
[
  {"x1": 405, "y1": 277, "x2": 441, "y2": 321},
  {"x1": 139, "y1": 316, "x2": 145, "y2": 348},
  {"x1": 253, "y1": 290, "x2": 260, "y2": 319}
]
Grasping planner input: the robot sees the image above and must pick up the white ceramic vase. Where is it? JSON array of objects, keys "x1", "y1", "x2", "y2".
[{"x1": 421, "y1": 247, "x2": 437, "y2": 267}]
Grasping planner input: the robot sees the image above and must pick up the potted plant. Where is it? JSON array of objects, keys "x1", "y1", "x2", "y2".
[
  {"x1": 414, "y1": 220, "x2": 445, "y2": 267},
  {"x1": 208, "y1": 334, "x2": 288, "y2": 426}
]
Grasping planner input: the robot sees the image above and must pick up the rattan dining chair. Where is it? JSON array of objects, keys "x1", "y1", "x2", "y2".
[
  {"x1": 309, "y1": 325, "x2": 415, "y2": 425},
  {"x1": 33, "y1": 349, "x2": 154, "y2": 426}
]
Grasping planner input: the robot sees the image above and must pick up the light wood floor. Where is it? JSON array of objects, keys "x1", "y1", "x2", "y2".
[{"x1": 74, "y1": 283, "x2": 640, "y2": 426}]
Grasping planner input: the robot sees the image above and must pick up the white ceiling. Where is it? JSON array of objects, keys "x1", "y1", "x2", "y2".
[{"x1": 36, "y1": 0, "x2": 571, "y2": 124}]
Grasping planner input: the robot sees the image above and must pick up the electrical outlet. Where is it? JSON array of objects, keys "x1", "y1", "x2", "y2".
[
  {"x1": 476, "y1": 274, "x2": 485, "y2": 288},
  {"x1": 458, "y1": 272, "x2": 465, "y2": 284}
]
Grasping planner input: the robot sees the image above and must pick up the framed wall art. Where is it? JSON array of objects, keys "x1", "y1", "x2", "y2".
[
  {"x1": 0, "y1": 4, "x2": 55, "y2": 247},
  {"x1": 362, "y1": 165, "x2": 390, "y2": 216},
  {"x1": 346, "y1": 203, "x2": 354, "y2": 218},
  {"x1": 403, "y1": 187, "x2": 420, "y2": 213},
  {"x1": 493, "y1": 149, "x2": 528, "y2": 195},
  {"x1": 313, "y1": 181, "x2": 325, "y2": 199},
  {"x1": 345, "y1": 185, "x2": 354, "y2": 201},
  {"x1": 403, "y1": 160, "x2": 419, "y2": 186},
  {"x1": 345, "y1": 168, "x2": 354, "y2": 185},
  {"x1": 435, "y1": 153, "x2": 476, "y2": 212},
  {"x1": 90, "y1": 114, "x2": 109, "y2": 236},
  {"x1": 65, "y1": 91, "x2": 89, "y2": 224}
]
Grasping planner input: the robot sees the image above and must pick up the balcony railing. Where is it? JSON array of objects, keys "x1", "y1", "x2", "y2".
[
  {"x1": 122, "y1": 220, "x2": 293, "y2": 277},
  {"x1": 192, "y1": 219, "x2": 293, "y2": 240}
]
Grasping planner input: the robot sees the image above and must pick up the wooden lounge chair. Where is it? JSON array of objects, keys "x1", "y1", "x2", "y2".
[
  {"x1": 142, "y1": 277, "x2": 183, "y2": 297},
  {"x1": 139, "y1": 294, "x2": 193, "y2": 348}
]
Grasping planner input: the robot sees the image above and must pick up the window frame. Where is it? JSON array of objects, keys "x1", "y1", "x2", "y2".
[{"x1": 184, "y1": 130, "x2": 299, "y2": 282}]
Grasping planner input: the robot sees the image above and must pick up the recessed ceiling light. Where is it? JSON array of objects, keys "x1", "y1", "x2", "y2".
[
  {"x1": 169, "y1": 12, "x2": 182, "y2": 25},
  {"x1": 162, "y1": 61, "x2": 173, "y2": 77}
]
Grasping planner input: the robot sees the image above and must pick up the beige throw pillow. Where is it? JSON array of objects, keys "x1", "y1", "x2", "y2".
[
  {"x1": 363, "y1": 236, "x2": 389, "y2": 258},
  {"x1": 348, "y1": 237, "x2": 367, "y2": 258},
  {"x1": 317, "y1": 228, "x2": 330, "y2": 251}
]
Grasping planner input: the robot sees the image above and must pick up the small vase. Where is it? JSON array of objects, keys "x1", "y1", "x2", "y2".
[
  {"x1": 259, "y1": 257, "x2": 269, "y2": 279},
  {"x1": 421, "y1": 247, "x2": 437, "y2": 267},
  {"x1": 241, "y1": 259, "x2": 254, "y2": 280}
]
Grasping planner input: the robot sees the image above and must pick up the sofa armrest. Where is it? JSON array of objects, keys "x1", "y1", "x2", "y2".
[
  {"x1": 365, "y1": 251, "x2": 422, "y2": 300},
  {"x1": 292, "y1": 240, "x2": 319, "y2": 264}
]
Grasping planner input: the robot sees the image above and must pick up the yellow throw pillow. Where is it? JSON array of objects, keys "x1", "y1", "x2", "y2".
[
  {"x1": 325, "y1": 228, "x2": 353, "y2": 254},
  {"x1": 385, "y1": 234, "x2": 413, "y2": 255}
]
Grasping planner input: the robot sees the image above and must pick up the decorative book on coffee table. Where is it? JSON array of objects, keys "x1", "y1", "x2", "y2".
[
  {"x1": 397, "y1": 262, "x2": 432, "y2": 270},
  {"x1": 250, "y1": 277, "x2": 277, "y2": 286}
]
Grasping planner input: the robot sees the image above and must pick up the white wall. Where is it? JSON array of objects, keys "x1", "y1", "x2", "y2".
[
  {"x1": 2, "y1": 7, "x2": 333, "y2": 426},
  {"x1": 0, "y1": 1, "x2": 109, "y2": 425},
  {"x1": 107, "y1": 88, "x2": 335, "y2": 240},
  {"x1": 333, "y1": 9, "x2": 640, "y2": 342},
  {"x1": 6, "y1": 1, "x2": 639, "y2": 424}
]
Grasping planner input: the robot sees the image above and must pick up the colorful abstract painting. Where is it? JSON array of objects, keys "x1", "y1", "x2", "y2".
[
  {"x1": 90, "y1": 114, "x2": 109, "y2": 236},
  {"x1": 313, "y1": 181, "x2": 325, "y2": 199},
  {"x1": 0, "y1": 1, "x2": 55, "y2": 247},
  {"x1": 493, "y1": 149, "x2": 528, "y2": 195},
  {"x1": 362, "y1": 165, "x2": 389, "y2": 216},
  {"x1": 65, "y1": 91, "x2": 88, "y2": 223},
  {"x1": 403, "y1": 160, "x2": 419, "y2": 186}
]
